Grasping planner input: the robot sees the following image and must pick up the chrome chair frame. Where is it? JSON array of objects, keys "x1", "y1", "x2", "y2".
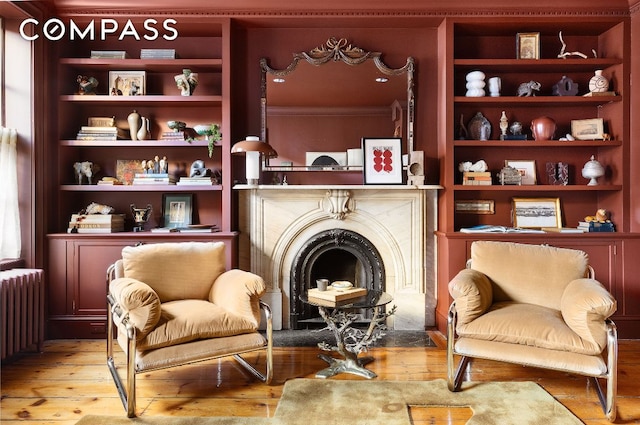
[
  {"x1": 106, "y1": 264, "x2": 274, "y2": 418},
  {"x1": 447, "y1": 302, "x2": 618, "y2": 422}
]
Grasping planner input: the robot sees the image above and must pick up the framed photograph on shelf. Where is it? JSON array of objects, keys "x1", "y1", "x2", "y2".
[
  {"x1": 455, "y1": 200, "x2": 495, "y2": 214},
  {"x1": 512, "y1": 197, "x2": 562, "y2": 228},
  {"x1": 362, "y1": 137, "x2": 403, "y2": 184},
  {"x1": 162, "y1": 193, "x2": 193, "y2": 228},
  {"x1": 516, "y1": 32, "x2": 540, "y2": 59},
  {"x1": 571, "y1": 118, "x2": 605, "y2": 140},
  {"x1": 505, "y1": 160, "x2": 537, "y2": 185},
  {"x1": 109, "y1": 70, "x2": 146, "y2": 96}
]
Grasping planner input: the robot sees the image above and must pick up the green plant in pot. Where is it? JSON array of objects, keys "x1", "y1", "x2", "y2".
[{"x1": 193, "y1": 124, "x2": 222, "y2": 158}]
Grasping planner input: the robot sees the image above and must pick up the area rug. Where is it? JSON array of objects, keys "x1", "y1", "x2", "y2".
[{"x1": 74, "y1": 378, "x2": 582, "y2": 425}]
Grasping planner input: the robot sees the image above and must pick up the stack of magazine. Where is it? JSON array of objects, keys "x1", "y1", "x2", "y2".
[{"x1": 140, "y1": 49, "x2": 176, "y2": 59}]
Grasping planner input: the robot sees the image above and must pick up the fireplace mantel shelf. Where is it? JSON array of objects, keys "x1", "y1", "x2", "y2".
[{"x1": 234, "y1": 184, "x2": 443, "y2": 190}]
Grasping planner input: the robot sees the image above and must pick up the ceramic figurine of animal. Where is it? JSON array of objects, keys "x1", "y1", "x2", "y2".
[
  {"x1": 73, "y1": 161, "x2": 100, "y2": 185},
  {"x1": 81, "y1": 202, "x2": 114, "y2": 215},
  {"x1": 516, "y1": 80, "x2": 541, "y2": 97}
]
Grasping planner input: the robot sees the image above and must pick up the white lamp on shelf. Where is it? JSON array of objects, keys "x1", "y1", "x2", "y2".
[{"x1": 231, "y1": 136, "x2": 278, "y2": 186}]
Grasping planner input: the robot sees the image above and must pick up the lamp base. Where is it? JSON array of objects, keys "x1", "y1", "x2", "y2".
[{"x1": 246, "y1": 178, "x2": 259, "y2": 186}]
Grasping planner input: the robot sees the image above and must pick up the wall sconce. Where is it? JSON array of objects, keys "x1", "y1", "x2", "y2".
[{"x1": 231, "y1": 136, "x2": 278, "y2": 185}]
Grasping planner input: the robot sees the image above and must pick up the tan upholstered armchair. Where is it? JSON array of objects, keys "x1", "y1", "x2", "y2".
[
  {"x1": 447, "y1": 241, "x2": 617, "y2": 421},
  {"x1": 106, "y1": 241, "x2": 273, "y2": 417}
]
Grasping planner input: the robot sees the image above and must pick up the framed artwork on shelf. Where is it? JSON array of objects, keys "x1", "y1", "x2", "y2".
[
  {"x1": 505, "y1": 160, "x2": 537, "y2": 185},
  {"x1": 162, "y1": 193, "x2": 193, "y2": 228},
  {"x1": 455, "y1": 199, "x2": 495, "y2": 214},
  {"x1": 571, "y1": 118, "x2": 605, "y2": 140},
  {"x1": 516, "y1": 32, "x2": 540, "y2": 59},
  {"x1": 512, "y1": 197, "x2": 562, "y2": 229},
  {"x1": 109, "y1": 70, "x2": 146, "y2": 96},
  {"x1": 362, "y1": 137, "x2": 403, "y2": 184}
]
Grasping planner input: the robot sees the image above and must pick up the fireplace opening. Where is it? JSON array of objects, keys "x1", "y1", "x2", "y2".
[{"x1": 290, "y1": 229, "x2": 384, "y2": 329}]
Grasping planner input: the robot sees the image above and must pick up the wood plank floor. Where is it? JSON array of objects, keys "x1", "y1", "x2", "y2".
[{"x1": 1, "y1": 333, "x2": 639, "y2": 424}]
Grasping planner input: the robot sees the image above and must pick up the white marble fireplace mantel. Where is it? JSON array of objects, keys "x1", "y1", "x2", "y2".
[{"x1": 236, "y1": 184, "x2": 441, "y2": 330}]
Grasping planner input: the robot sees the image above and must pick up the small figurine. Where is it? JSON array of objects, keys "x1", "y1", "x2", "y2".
[
  {"x1": 517, "y1": 81, "x2": 541, "y2": 97},
  {"x1": 585, "y1": 209, "x2": 610, "y2": 223},
  {"x1": 77, "y1": 75, "x2": 98, "y2": 95},
  {"x1": 73, "y1": 161, "x2": 99, "y2": 185},
  {"x1": 499, "y1": 111, "x2": 509, "y2": 139},
  {"x1": 175, "y1": 68, "x2": 198, "y2": 96}
]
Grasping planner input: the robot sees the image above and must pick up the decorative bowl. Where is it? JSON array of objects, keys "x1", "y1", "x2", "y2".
[
  {"x1": 167, "y1": 120, "x2": 186, "y2": 131},
  {"x1": 331, "y1": 281, "x2": 353, "y2": 291},
  {"x1": 194, "y1": 124, "x2": 212, "y2": 135}
]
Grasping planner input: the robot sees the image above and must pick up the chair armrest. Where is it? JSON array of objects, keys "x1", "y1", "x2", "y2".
[
  {"x1": 209, "y1": 269, "x2": 266, "y2": 327},
  {"x1": 448, "y1": 268, "x2": 493, "y2": 326},
  {"x1": 109, "y1": 277, "x2": 161, "y2": 339},
  {"x1": 561, "y1": 278, "x2": 617, "y2": 351}
]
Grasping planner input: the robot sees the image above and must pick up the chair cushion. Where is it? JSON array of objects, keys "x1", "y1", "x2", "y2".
[
  {"x1": 561, "y1": 278, "x2": 617, "y2": 352},
  {"x1": 137, "y1": 299, "x2": 260, "y2": 351},
  {"x1": 122, "y1": 242, "x2": 226, "y2": 302},
  {"x1": 456, "y1": 301, "x2": 603, "y2": 355},
  {"x1": 448, "y1": 268, "x2": 493, "y2": 326},
  {"x1": 109, "y1": 277, "x2": 161, "y2": 340},
  {"x1": 471, "y1": 241, "x2": 588, "y2": 310}
]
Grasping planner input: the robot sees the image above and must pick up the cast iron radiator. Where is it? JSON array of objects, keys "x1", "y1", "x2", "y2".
[{"x1": 0, "y1": 269, "x2": 45, "y2": 361}]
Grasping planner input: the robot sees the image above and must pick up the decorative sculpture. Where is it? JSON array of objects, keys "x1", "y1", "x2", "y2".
[
  {"x1": 130, "y1": 204, "x2": 152, "y2": 232},
  {"x1": 517, "y1": 80, "x2": 541, "y2": 97},
  {"x1": 77, "y1": 75, "x2": 98, "y2": 95},
  {"x1": 73, "y1": 161, "x2": 99, "y2": 185},
  {"x1": 175, "y1": 68, "x2": 198, "y2": 96}
]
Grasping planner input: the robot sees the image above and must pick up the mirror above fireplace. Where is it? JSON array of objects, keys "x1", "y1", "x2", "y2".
[{"x1": 260, "y1": 37, "x2": 415, "y2": 171}]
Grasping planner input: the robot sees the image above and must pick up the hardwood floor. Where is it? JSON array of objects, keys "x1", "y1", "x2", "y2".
[{"x1": 1, "y1": 333, "x2": 639, "y2": 424}]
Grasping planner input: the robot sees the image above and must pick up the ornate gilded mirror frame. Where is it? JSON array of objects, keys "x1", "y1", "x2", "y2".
[{"x1": 260, "y1": 37, "x2": 415, "y2": 166}]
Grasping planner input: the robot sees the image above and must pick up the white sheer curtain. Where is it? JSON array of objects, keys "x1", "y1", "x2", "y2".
[{"x1": 0, "y1": 126, "x2": 21, "y2": 259}]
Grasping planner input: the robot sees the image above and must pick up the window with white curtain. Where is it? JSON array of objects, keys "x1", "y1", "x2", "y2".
[{"x1": 0, "y1": 16, "x2": 22, "y2": 260}]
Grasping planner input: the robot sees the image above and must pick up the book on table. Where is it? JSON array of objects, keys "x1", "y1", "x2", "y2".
[{"x1": 308, "y1": 287, "x2": 367, "y2": 303}]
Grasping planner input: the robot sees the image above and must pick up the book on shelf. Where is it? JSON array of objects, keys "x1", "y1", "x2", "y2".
[
  {"x1": 70, "y1": 214, "x2": 125, "y2": 223},
  {"x1": 90, "y1": 50, "x2": 128, "y2": 59},
  {"x1": 150, "y1": 227, "x2": 180, "y2": 233},
  {"x1": 140, "y1": 48, "x2": 176, "y2": 59},
  {"x1": 583, "y1": 91, "x2": 617, "y2": 97},
  {"x1": 459, "y1": 225, "x2": 544, "y2": 233},
  {"x1": 177, "y1": 177, "x2": 217, "y2": 185},
  {"x1": 177, "y1": 227, "x2": 220, "y2": 233},
  {"x1": 542, "y1": 227, "x2": 586, "y2": 233},
  {"x1": 133, "y1": 173, "x2": 175, "y2": 184},
  {"x1": 67, "y1": 227, "x2": 124, "y2": 234},
  {"x1": 577, "y1": 221, "x2": 616, "y2": 232},
  {"x1": 68, "y1": 222, "x2": 125, "y2": 230},
  {"x1": 161, "y1": 131, "x2": 186, "y2": 141},
  {"x1": 462, "y1": 171, "x2": 492, "y2": 186},
  {"x1": 97, "y1": 180, "x2": 123, "y2": 185},
  {"x1": 77, "y1": 125, "x2": 128, "y2": 140}
]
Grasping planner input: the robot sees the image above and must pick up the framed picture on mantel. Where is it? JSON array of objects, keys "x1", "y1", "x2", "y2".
[{"x1": 362, "y1": 137, "x2": 403, "y2": 185}]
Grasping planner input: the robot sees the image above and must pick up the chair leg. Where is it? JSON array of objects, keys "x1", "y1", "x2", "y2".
[
  {"x1": 106, "y1": 294, "x2": 138, "y2": 418},
  {"x1": 446, "y1": 303, "x2": 472, "y2": 391},
  {"x1": 593, "y1": 320, "x2": 618, "y2": 422},
  {"x1": 234, "y1": 301, "x2": 274, "y2": 384}
]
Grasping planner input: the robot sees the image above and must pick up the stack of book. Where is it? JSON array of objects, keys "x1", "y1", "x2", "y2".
[
  {"x1": 161, "y1": 131, "x2": 185, "y2": 141},
  {"x1": 462, "y1": 171, "x2": 492, "y2": 186},
  {"x1": 176, "y1": 176, "x2": 217, "y2": 186},
  {"x1": 140, "y1": 49, "x2": 176, "y2": 59},
  {"x1": 307, "y1": 287, "x2": 367, "y2": 306},
  {"x1": 76, "y1": 126, "x2": 127, "y2": 141},
  {"x1": 132, "y1": 173, "x2": 175, "y2": 185},
  {"x1": 578, "y1": 221, "x2": 615, "y2": 232},
  {"x1": 90, "y1": 50, "x2": 128, "y2": 59},
  {"x1": 150, "y1": 224, "x2": 220, "y2": 233},
  {"x1": 68, "y1": 214, "x2": 125, "y2": 233}
]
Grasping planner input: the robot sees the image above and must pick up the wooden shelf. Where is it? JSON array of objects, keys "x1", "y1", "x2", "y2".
[
  {"x1": 453, "y1": 58, "x2": 622, "y2": 72},
  {"x1": 60, "y1": 140, "x2": 217, "y2": 147},
  {"x1": 453, "y1": 140, "x2": 622, "y2": 147},
  {"x1": 453, "y1": 95, "x2": 621, "y2": 105},
  {"x1": 453, "y1": 184, "x2": 622, "y2": 191},
  {"x1": 59, "y1": 58, "x2": 223, "y2": 72},
  {"x1": 60, "y1": 184, "x2": 223, "y2": 192},
  {"x1": 60, "y1": 95, "x2": 222, "y2": 104}
]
